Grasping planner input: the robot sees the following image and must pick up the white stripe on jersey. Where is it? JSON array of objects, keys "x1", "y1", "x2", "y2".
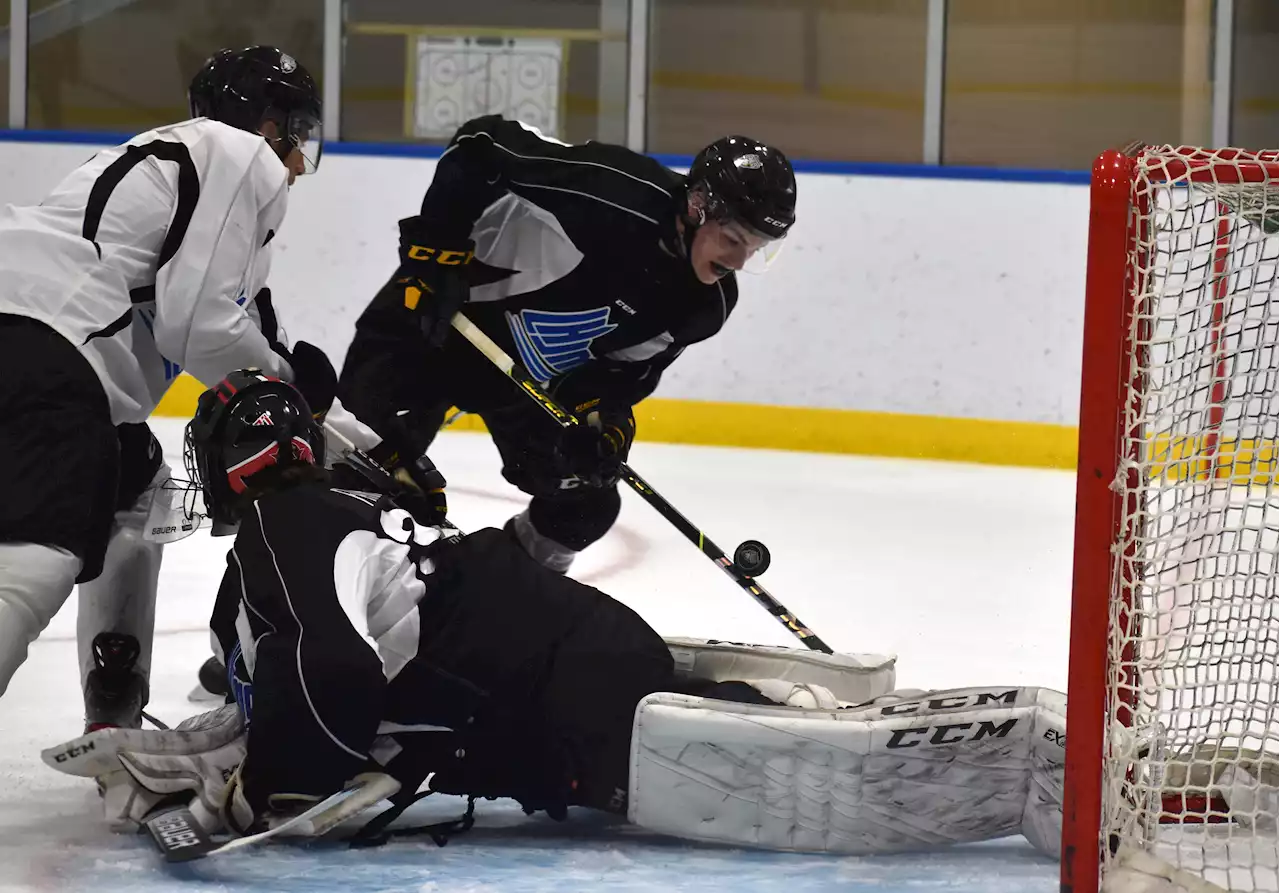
[
  {"x1": 509, "y1": 179, "x2": 659, "y2": 226},
  {"x1": 332, "y1": 530, "x2": 425, "y2": 683},
  {"x1": 376, "y1": 720, "x2": 455, "y2": 735},
  {"x1": 606, "y1": 330, "x2": 675, "y2": 363},
  {"x1": 447, "y1": 129, "x2": 673, "y2": 198},
  {"x1": 468, "y1": 193, "x2": 584, "y2": 304}
]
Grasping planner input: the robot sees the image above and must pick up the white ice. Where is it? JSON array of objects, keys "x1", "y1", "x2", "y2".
[{"x1": 0, "y1": 418, "x2": 1077, "y2": 892}]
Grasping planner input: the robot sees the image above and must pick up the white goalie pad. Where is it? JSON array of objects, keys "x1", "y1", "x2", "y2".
[
  {"x1": 628, "y1": 685, "x2": 1066, "y2": 857},
  {"x1": 663, "y1": 637, "x2": 897, "y2": 705}
]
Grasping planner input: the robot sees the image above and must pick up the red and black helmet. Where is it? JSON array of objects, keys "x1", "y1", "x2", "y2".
[{"x1": 183, "y1": 369, "x2": 325, "y2": 533}]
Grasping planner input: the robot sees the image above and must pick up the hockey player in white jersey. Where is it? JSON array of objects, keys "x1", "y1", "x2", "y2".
[{"x1": 0, "y1": 45, "x2": 338, "y2": 731}]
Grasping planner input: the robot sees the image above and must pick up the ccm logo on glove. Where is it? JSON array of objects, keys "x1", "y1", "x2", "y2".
[{"x1": 405, "y1": 245, "x2": 474, "y2": 265}]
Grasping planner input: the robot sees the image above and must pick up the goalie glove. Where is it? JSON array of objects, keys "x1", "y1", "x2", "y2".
[{"x1": 396, "y1": 215, "x2": 474, "y2": 348}]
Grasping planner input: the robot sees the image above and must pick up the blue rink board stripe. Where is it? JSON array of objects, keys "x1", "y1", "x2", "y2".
[{"x1": 0, "y1": 128, "x2": 1090, "y2": 184}]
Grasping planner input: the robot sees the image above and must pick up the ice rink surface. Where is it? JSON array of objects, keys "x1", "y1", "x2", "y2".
[{"x1": 0, "y1": 418, "x2": 1078, "y2": 892}]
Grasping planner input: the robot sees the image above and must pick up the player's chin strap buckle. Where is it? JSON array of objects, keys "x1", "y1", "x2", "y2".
[{"x1": 348, "y1": 785, "x2": 477, "y2": 849}]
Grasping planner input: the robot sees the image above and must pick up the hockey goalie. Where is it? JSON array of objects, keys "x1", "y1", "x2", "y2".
[{"x1": 44, "y1": 371, "x2": 1069, "y2": 859}]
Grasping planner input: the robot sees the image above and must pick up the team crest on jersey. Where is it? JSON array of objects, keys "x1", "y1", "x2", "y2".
[{"x1": 506, "y1": 307, "x2": 617, "y2": 383}]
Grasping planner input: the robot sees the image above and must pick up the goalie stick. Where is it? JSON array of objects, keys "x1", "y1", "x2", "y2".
[
  {"x1": 143, "y1": 773, "x2": 402, "y2": 863},
  {"x1": 448, "y1": 312, "x2": 834, "y2": 655}
]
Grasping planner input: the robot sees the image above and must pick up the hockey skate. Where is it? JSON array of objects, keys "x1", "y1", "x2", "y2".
[
  {"x1": 84, "y1": 632, "x2": 149, "y2": 732},
  {"x1": 187, "y1": 656, "x2": 229, "y2": 704}
]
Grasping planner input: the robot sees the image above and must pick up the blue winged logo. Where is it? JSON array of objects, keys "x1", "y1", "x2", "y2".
[{"x1": 506, "y1": 307, "x2": 617, "y2": 383}]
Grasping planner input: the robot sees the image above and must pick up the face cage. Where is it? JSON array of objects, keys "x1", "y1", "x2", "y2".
[{"x1": 183, "y1": 418, "x2": 238, "y2": 533}]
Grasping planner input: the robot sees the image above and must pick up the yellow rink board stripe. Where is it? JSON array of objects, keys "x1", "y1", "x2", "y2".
[
  {"x1": 154, "y1": 374, "x2": 1276, "y2": 478},
  {"x1": 154, "y1": 373, "x2": 1077, "y2": 468}
]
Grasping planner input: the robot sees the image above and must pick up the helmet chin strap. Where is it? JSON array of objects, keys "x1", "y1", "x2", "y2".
[{"x1": 675, "y1": 203, "x2": 705, "y2": 262}]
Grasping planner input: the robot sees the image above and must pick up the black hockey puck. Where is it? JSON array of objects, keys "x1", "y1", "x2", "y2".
[{"x1": 733, "y1": 539, "x2": 771, "y2": 576}]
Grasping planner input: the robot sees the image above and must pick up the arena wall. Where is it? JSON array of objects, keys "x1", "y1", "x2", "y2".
[{"x1": 0, "y1": 135, "x2": 1092, "y2": 468}]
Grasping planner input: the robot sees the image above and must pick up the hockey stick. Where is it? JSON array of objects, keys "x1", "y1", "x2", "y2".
[
  {"x1": 143, "y1": 773, "x2": 402, "y2": 863},
  {"x1": 322, "y1": 420, "x2": 396, "y2": 489},
  {"x1": 449, "y1": 313, "x2": 833, "y2": 654}
]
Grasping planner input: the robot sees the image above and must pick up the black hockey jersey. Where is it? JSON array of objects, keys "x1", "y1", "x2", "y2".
[
  {"x1": 340, "y1": 116, "x2": 737, "y2": 426},
  {"x1": 210, "y1": 480, "x2": 675, "y2": 816},
  {"x1": 209, "y1": 484, "x2": 459, "y2": 804}
]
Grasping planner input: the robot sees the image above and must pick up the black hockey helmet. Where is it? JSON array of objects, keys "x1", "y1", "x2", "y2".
[
  {"x1": 685, "y1": 135, "x2": 796, "y2": 271},
  {"x1": 183, "y1": 369, "x2": 325, "y2": 534},
  {"x1": 189, "y1": 46, "x2": 323, "y2": 173}
]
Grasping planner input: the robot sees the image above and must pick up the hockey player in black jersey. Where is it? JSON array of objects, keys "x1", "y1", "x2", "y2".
[
  {"x1": 43, "y1": 374, "x2": 1076, "y2": 858},
  {"x1": 182, "y1": 369, "x2": 679, "y2": 827},
  {"x1": 337, "y1": 117, "x2": 797, "y2": 573},
  {"x1": 0, "y1": 46, "x2": 338, "y2": 730}
]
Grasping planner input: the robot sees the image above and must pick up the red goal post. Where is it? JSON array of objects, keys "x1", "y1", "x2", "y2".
[{"x1": 1061, "y1": 144, "x2": 1279, "y2": 893}]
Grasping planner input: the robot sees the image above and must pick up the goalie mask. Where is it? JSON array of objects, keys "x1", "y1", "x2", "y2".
[
  {"x1": 188, "y1": 45, "x2": 323, "y2": 173},
  {"x1": 183, "y1": 370, "x2": 325, "y2": 535},
  {"x1": 684, "y1": 135, "x2": 796, "y2": 273}
]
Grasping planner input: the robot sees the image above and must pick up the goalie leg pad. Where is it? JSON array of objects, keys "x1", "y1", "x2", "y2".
[
  {"x1": 43, "y1": 704, "x2": 248, "y2": 831},
  {"x1": 627, "y1": 685, "x2": 1066, "y2": 857},
  {"x1": 663, "y1": 636, "x2": 897, "y2": 706}
]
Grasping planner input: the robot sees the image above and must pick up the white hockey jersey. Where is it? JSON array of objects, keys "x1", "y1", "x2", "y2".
[{"x1": 0, "y1": 118, "x2": 292, "y2": 424}]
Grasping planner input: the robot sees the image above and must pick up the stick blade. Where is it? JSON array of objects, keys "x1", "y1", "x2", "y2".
[{"x1": 144, "y1": 806, "x2": 217, "y2": 862}]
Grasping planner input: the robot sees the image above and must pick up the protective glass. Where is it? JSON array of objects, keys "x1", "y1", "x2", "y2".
[{"x1": 711, "y1": 219, "x2": 787, "y2": 275}]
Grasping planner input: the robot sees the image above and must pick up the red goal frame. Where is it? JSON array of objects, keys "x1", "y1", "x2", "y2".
[{"x1": 1060, "y1": 144, "x2": 1278, "y2": 893}]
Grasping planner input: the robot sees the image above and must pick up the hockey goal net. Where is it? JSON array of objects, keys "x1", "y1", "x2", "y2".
[{"x1": 1062, "y1": 144, "x2": 1279, "y2": 893}]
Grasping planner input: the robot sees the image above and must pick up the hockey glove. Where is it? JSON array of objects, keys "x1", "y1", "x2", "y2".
[
  {"x1": 272, "y1": 339, "x2": 337, "y2": 419},
  {"x1": 396, "y1": 215, "x2": 474, "y2": 348},
  {"x1": 357, "y1": 410, "x2": 448, "y2": 526},
  {"x1": 554, "y1": 406, "x2": 636, "y2": 489},
  {"x1": 390, "y1": 454, "x2": 449, "y2": 527}
]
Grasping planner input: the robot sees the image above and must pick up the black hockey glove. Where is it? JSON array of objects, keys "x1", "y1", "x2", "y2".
[
  {"x1": 390, "y1": 453, "x2": 449, "y2": 528},
  {"x1": 553, "y1": 406, "x2": 636, "y2": 489},
  {"x1": 330, "y1": 445, "x2": 449, "y2": 528},
  {"x1": 269, "y1": 339, "x2": 337, "y2": 419},
  {"x1": 283, "y1": 340, "x2": 337, "y2": 418},
  {"x1": 396, "y1": 215, "x2": 474, "y2": 349},
  {"x1": 363, "y1": 413, "x2": 450, "y2": 527}
]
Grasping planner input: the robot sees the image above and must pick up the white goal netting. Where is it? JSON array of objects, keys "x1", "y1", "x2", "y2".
[{"x1": 1101, "y1": 148, "x2": 1279, "y2": 893}]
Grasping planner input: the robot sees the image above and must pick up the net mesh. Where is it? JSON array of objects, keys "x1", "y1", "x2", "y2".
[{"x1": 1100, "y1": 147, "x2": 1279, "y2": 893}]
